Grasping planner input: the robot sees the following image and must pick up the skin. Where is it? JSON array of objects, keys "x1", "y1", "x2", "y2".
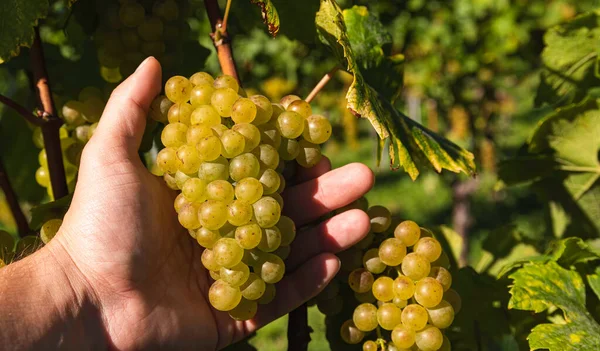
[{"x1": 0, "y1": 57, "x2": 375, "y2": 350}]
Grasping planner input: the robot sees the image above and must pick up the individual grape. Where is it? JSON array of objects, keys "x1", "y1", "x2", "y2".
[
  {"x1": 368, "y1": 205, "x2": 392, "y2": 233},
  {"x1": 429, "y1": 266, "x2": 452, "y2": 291},
  {"x1": 391, "y1": 324, "x2": 416, "y2": 349},
  {"x1": 40, "y1": 218, "x2": 62, "y2": 244},
  {"x1": 235, "y1": 223, "x2": 262, "y2": 249},
  {"x1": 82, "y1": 97, "x2": 104, "y2": 122},
  {"x1": 240, "y1": 272, "x2": 266, "y2": 300},
  {"x1": 231, "y1": 98, "x2": 257, "y2": 124},
  {"x1": 432, "y1": 251, "x2": 451, "y2": 269},
  {"x1": 176, "y1": 145, "x2": 202, "y2": 174},
  {"x1": 252, "y1": 196, "x2": 281, "y2": 228},
  {"x1": 198, "y1": 156, "x2": 229, "y2": 182},
  {"x1": 258, "y1": 226, "x2": 281, "y2": 252},
  {"x1": 211, "y1": 88, "x2": 238, "y2": 117},
  {"x1": 195, "y1": 227, "x2": 221, "y2": 249},
  {"x1": 273, "y1": 244, "x2": 291, "y2": 260},
  {"x1": 393, "y1": 296, "x2": 408, "y2": 308},
  {"x1": 353, "y1": 303, "x2": 378, "y2": 332},
  {"x1": 278, "y1": 138, "x2": 300, "y2": 160},
  {"x1": 100, "y1": 66, "x2": 122, "y2": 83},
  {"x1": 414, "y1": 237, "x2": 442, "y2": 262},
  {"x1": 88, "y1": 122, "x2": 98, "y2": 138},
  {"x1": 340, "y1": 320, "x2": 365, "y2": 345},
  {"x1": 258, "y1": 168, "x2": 281, "y2": 195},
  {"x1": 201, "y1": 248, "x2": 221, "y2": 271},
  {"x1": 438, "y1": 335, "x2": 451, "y2": 351},
  {"x1": 199, "y1": 200, "x2": 229, "y2": 230},
  {"x1": 258, "y1": 123, "x2": 281, "y2": 148},
  {"x1": 174, "y1": 193, "x2": 189, "y2": 212},
  {"x1": 302, "y1": 114, "x2": 332, "y2": 144},
  {"x1": 178, "y1": 203, "x2": 201, "y2": 229},
  {"x1": 401, "y1": 304, "x2": 428, "y2": 331},
  {"x1": 287, "y1": 99, "x2": 312, "y2": 118},
  {"x1": 190, "y1": 72, "x2": 214, "y2": 86},
  {"x1": 276, "y1": 111, "x2": 305, "y2": 139},
  {"x1": 296, "y1": 139, "x2": 322, "y2": 168},
  {"x1": 378, "y1": 238, "x2": 406, "y2": 267},
  {"x1": 426, "y1": 300, "x2": 454, "y2": 329},
  {"x1": 190, "y1": 105, "x2": 221, "y2": 127},
  {"x1": 149, "y1": 95, "x2": 173, "y2": 123},
  {"x1": 165, "y1": 76, "x2": 192, "y2": 104},
  {"x1": 362, "y1": 248, "x2": 386, "y2": 274},
  {"x1": 119, "y1": 2, "x2": 145, "y2": 27},
  {"x1": 62, "y1": 101, "x2": 87, "y2": 126},
  {"x1": 249, "y1": 95, "x2": 273, "y2": 125},
  {"x1": 401, "y1": 253, "x2": 431, "y2": 281},
  {"x1": 228, "y1": 200, "x2": 253, "y2": 226},
  {"x1": 205, "y1": 180, "x2": 235, "y2": 204},
  {"x1": 377, "y1": 302, "x2": 402, "y2": 330},
  {"x1": 220, "y1": 262, "x2": 250, "y2": 287},
  {"x1": 354, "y1": 290, "x2": 376, "y2": 304},
  {"x1": 213, "y1": 75, "x2": 240, "y2": 92},
  {"x1": 348, "y1": 268, "x2": 374, "y2": 293},
  {"x1": 35, "y1": 167, "x2": 50, "y2": 187},
  {"x1": 271, "y1": 103, "x2": 285, "y2": 120},
  {"x1": 443, "y1": 289, "x2": 462, "y2": 313},
  {"x1": 78, "y1": 86, "x2": 103, "y2": 102},
  {"x1": 372, "y1": 277, "x2": 395, "y2": 302},
  {"x1": 414, "y1": 277, "x2": 444, "y2": 308},
  {"x1": 394, "y1": 220, "x2": 421, "y2": 246},
  {"x1": 186, "y1": 125, "x2": 214, "y2": 145},
  {"x1": 270, "y1": 192, "x2": 284, "y2": 209},
  {"x1": 280, "y1": 94, "x2": 301, "y2": 109},
  {"x1": 277, "y1": 216, "x2": 296, "y2": 246},
  {"x1": 252, "y1": 144, "x2": 280, "y2": 170},
  {"x1": 196, "y1": 135, "x2": 222, "y2": 161},
  {"x1": 220, "y1": 129, "x2": 246, "y2": 158},
  {"x1": 137, "y1": 16, "x2": 164, "y2": 41},
  {"x1": 213, "y1": 238, "x2": 244, "y2": 268},
  {"x1": 317, "y1": 297, "x2": 343, "y2": 316},
  {"x1": 232, "y1": 123, "x2": 261, "y2": 152},
  {"x1": 228, "y1": 298, "x2": 257, "y2": 321},
  {"x1": 190, "y1": 84, "x2": 215, "y2": 107},
  {"x1": 414, "y1": 325, "x2": 443, "y2": 351},
  {"x1": 156, "y1": 147, "x2": 180, "y2": 174},
  {"x1": 257, "y1": 253, "x2": 285, "y2": 284},
  {"x1": 235, "y1": 177, "x2": 264, "y2": 204},
  {"x1": 393, "y1": 275, "x2": 415, "y2": 300},
  {"x1": 161, "y1": 122, "x2": 188, "y2": 148},
  {"x1": 362, "y1": 340, "x2": 378, "y2": 351},
  {"x1": 212, "y1": 124, "x2": 228, "y2": 136},
  {"x1": 208, "y1": 279, "x2": 242, "y2": 311},
  {"x1": 181, "y1": 178, "x2": 206, "y2": 202},
  {"x1": 73, "y1": 125, "x2": 91, "y2": 144},
  {"x1": 257, "y1": 282, "x2": 276, "y2": 305},
  {"x1": 209, "y1": 270, "x2": 221, "y2": 283}
]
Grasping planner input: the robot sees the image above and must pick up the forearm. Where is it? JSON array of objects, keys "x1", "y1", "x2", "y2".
[{"x1": 0, "y1": 242, "x2": 106, "y2": 350}]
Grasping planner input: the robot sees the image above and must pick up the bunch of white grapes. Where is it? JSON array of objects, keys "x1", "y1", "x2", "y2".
[
  {"x1": 94, "y1": 0, "x2": 183, "y2": 83},
  {"x1": 315, "y1": 199, "x2": 460, "y2": 351},
  {"x1": 153, "y1": 72, "x2": 332, "y2": 320}
]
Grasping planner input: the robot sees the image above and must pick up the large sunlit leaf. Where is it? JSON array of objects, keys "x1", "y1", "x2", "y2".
[
  {"x1": 0, "y1": 0, "x2": 49, "y2": 63},
  {"x1": 250, "y1": 0, "x2": 280, "y2": 36},
  {"x1": 315, "y1": 0, "x2": 475, "y2": 179}
]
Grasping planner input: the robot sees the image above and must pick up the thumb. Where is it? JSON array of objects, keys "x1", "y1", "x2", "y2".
[{"x1": 90, "y1": 57, "x2": 162, "y2": 154}]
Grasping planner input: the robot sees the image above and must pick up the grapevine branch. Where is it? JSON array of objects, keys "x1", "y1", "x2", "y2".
[
  {"x1": 0, "y1": 94, "x2": 42, "y2": 126},
  {"x1": 305, "y1": 66, "x2": 339, "y2": 103},
  {"x1": 287, "y1": 304, "x2": 311, "y2": 351},
  {"x1": 0, "y1": 155, "x2": 29, "y2": 237},
  {"x1": 204, "y1": 0, "x2": 240, "y2": 83}
]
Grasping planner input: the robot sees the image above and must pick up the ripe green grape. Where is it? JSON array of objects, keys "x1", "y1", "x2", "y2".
[
  {"x1": 235, "y1": 177, "x2": 264, "y2": 204},
  {"x1": 137, "y1": 16, "x2": 164, "y2": 41},
  {"x1": 372, "y1": 276, "x2": 395, "y2": 302},
  {"x1": 253, "y1": 196, "x2": 281, "y2": 228},
  {"x1": 190, "y1": 72, "x2": 214, "y2": 86},
  {"x1": 258, "y1": 226, "x2": 281, "y2": 252},
  {"x1": 276, "y1": 111, "x2": 305, "y2": 139},
  {"x1": 220, "y1": 222, "x2": 236, "y2": 238},
  {"x1": 354, "y1": 290, "x2": 377, "y2": 304},
  {"x1": 429, "y1": 266, "x2": 452, "y2": 292},
  {"x1": 257, "y1": 253, "x2": 285, "y2": 284},
  {"x1": 415, "y1": 325, "x2": 443, "y2": 351},
  {"x1": 190, "y1": 105, "x2": 221, "y2": 127},
  {"x1": 228, "y1": 298, "x2": 257, "y2": 321},
  {"x1": 197, "y1": 135, "x2": 222, "y2": 161},
  {"x1": 220, "y1": 129, "x2": 246, "y2": 158},
  {"x1": 178, "y1": 203, "x2": 201, "y2": 229},
  {"x1": 257, "y1": 283, "x2": 276, "y2": 305},
  {"x1": 73, "y1": 125, "x2": 91, "y2": 144},
  {"x1": 378, "y1": 238, "x2": 406, "y2": 266},
  {"x1": 317, "y1": 296, "x2": 343, "y2": 316},
  {"x1": 174, "y1": 193, "x2": 189, "y2": 212},
  {"x1": 377, "y1": 302, "x2": 402, "y2": 330},
  {"x1": 273, "y1": 245, "x2": 290, "y2": 260},
  {"x1": 119, "y1": 2, "x2": 145, "y2": 27},
  {"x1": 353, "y1": 303, "x2": 378, "y2": 332},
  {"x1": 278, "y1": 138, "x2": 300, "y2": 161},
  {"x1": 348, "y1": 268, "x2": 374, "y2": 293},
  {"x1": 427, "y1": 300, "x2": 454, "y2": 329},
  {"x1": 252, "y1": 144, "x2": 280, "y2": 170},
  {"x1": 362, "y1": 340, "x2": 378, "y2": 351},
  {"x1": 165, "y1": 76, "x2": 192, "y2": 104},
  {"x1": 208, "y1": 269, "x2": 220, "y2": 281},
  {"x1": 414, "y1": 237, "x2": 442, "y2": 262},
  {"x1": 181, "y1": 178, "x2": 206, "y2": 202},
  {"x1": 190, "y1": 84, "x2": 215, "y2": 107},
  {"x1": 277, "y1": 216, "x2": 296, "y2": 246},
  {"x1": 340, "y1": 320, "x2": 365, "y2": 345},
  {"x1": 156, "y1": 147, "x2": 180, "y2": 174},
  {"x1": 271, "y1": 192, "x2": 284, "y2": 209},
  {"x1": 82, "y1": 97, "x2": 104, "y2": 122},
  {"x1": 78, "y1": 86, "x2": 103, "y2": 102},
  {"x1": 211, "y1": 87, "x2": 238, "y2": 117},
  {"x1": 205, "y1": 180, "x2": 234, "y2": 204},
  {"x1": 432, "y1": 251, "x2": 451, "y2": 269},
  {"x1": 232, "y1": 123, "x2": 261, "y2": 152},
  {"x1": 213, "y1": 238, "x2": 244, "y2": 269},
  {"x1": 176, "y1": 145, "x2": 202, "y2": 174},
  {"x1": 150, "y1": 95, "x2": 173, "y2": 123},
  {"x1": 195, "y1": 227, "x2": 221, "y2": 249},
  {"x1": 401, "y1": 253, "x2": 431, "y2": 281},
  {"x1": 199, "y1": 200, "x2": 228, "y2": 230},
  {"x1": 401, "y1": 304, "x2": 428, "y2": 331},
  {"x1": 40, "y1": 218, "x2": 62, "y2": 244},
  {"x1": 62, "y1": 101, "x2": 87, "y2": 126},
  {"x1": 287, "y1": 99, "x2": 312, "y2": 118},
  {"x1": 367, "y1": 205, "x2": 392, "y2": 233},
  {"x1": 296, "y1": 139, "x2": 322, "y2": 168},
  {"x1": 280, "y1": 94, "x2": 301, "y2": 109},
  {"x1": 240, "y1": 272, "x2": 266, "y2": 300},
  {"x1": 394, "y1": 220, "x2": 421, "y2": 246},
  {"x1": 414, "y1": 277, "x2": 444, "y2": 308},
  {"x1": 393, "y1": 275, "x2": 415, "y2": 300},
  {"x1": 235, "y1": 223, "x2": 262, "y2": 249},
  {"x1": 439, "y1": 336, "x2": 451, "y2": 351},
  {"x1": 231, "y1": 98, "x2": 257, "y2": 124},
  {"x1": 258, "y1": 123, "x2": 281, "y2": 148},
  {"x1": 391, "y1": 324, "x2": 416, "y2": 349},
  {"x1": 443, "y1": 289, "x2": 462, "y2": 313},
  {"x1": 198, "y1": 156, "x2": 229, "y2": 182},
  {"x1": 220, "y1": 262, "x2": 250, "y2": 287},
  {"x1": 228, "y1": 200, "x2": 253, "y2": 226},
  {"x1": 186, "y1": 124, "x2": 213, "y2": 145},
  {"x1": 208, "y1": 279, "x2": 242, "y2": 311},
  {"x1": 258, "y1": 168, "x2": 281, "y2": 195},
  {"x1": 100, "y1": 66, "x2": 122, "y2": 83},
  {"x1": 249, "y1": 95, "x2": 273, "y2": 125},
  {"x1": 35, "y1": 167, "x2": 50, "y2": 187},
  {"x1": 161, "y1": 122, "x2": 188, "y2": 148},
  {"x1": 303, "y1": 114, "x2": 332, "y2": 144},
  {"x1": 393, "y1": 296, "x2": 408, "y2": 308},
  {"x1": 213, "y1": 75, "x2": 239, "y2": 92},
  {"x1": 201, "y1": 248, "x2": 221, "y2": 271}
]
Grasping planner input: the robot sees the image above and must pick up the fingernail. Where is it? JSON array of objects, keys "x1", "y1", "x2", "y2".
[{"x1": 135, "y1": 57, "x2": 153, "y2": 73}]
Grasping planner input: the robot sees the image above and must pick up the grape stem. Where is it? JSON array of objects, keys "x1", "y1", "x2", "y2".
[
  {"x1": 30, "y1": 27, "x2": 69, "y2": 200},
  {"x1": 305, "y1": 66, "x2": 339, "y2": 103},
  {"x1": 0, "y1": 155, "x2": 30, "y2": 237},
  {"x1": 287, "y1": 303, "x2": 312, "y2": 351},
  {"x1": 0, "y1": 94, "x2": 42, "y2": 126},
  {"x1": 221, "y1": 0, "x2": 233, "y2": 34},
  {"x1": 204, "y1": 0, "x2": 241, "y2": 84}
]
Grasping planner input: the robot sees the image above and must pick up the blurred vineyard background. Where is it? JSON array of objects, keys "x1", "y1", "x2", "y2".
[{"x1": 1, "y1": 0, "x2": 599, "y2": 350}]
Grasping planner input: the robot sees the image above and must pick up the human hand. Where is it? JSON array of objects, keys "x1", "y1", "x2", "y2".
[{"x1": 44, "y1": 57, "x2": 374, "y2": 350}]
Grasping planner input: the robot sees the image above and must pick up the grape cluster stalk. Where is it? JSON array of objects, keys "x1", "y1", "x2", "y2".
[
  {"x1": 153, "y1": 72, "x2": 332, "y2": 320},
  {"x1": 313, "y1": 200, "x2": 460, "y2": 351}
]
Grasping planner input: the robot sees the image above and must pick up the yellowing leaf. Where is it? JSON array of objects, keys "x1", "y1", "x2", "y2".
[
  {"x1": 0, "y1": 0, "x2": 49, "y2": 63},
  {"x1": 250, "y1": 0, "x2": 280, "y2": 36}
]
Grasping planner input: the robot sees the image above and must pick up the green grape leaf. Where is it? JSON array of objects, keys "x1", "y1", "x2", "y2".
[
  {"x1": 29, "y1": 194, "x2": 73, "y2": 231},
  {"x1": 509, "y1": 261, "x2": 600, "y2": 351},
  {"x1": 315, "y1": 0, "x2": 475, "y2": 179},
  {"x1": 0, "y1": 0, "x2": 49, "y2": 63},
  {"x1": 535, "y1": 10, "x2": 600, "y2": 106},
  {"x1": 588, "y1": 267, "x2": 600, "y2": 301},
  {"x1": 250, "y1": 0, "x2": 280, "y2": 36},
  {"x1": 272, "y1": 0, "x2": 319, "y2": 44}
]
